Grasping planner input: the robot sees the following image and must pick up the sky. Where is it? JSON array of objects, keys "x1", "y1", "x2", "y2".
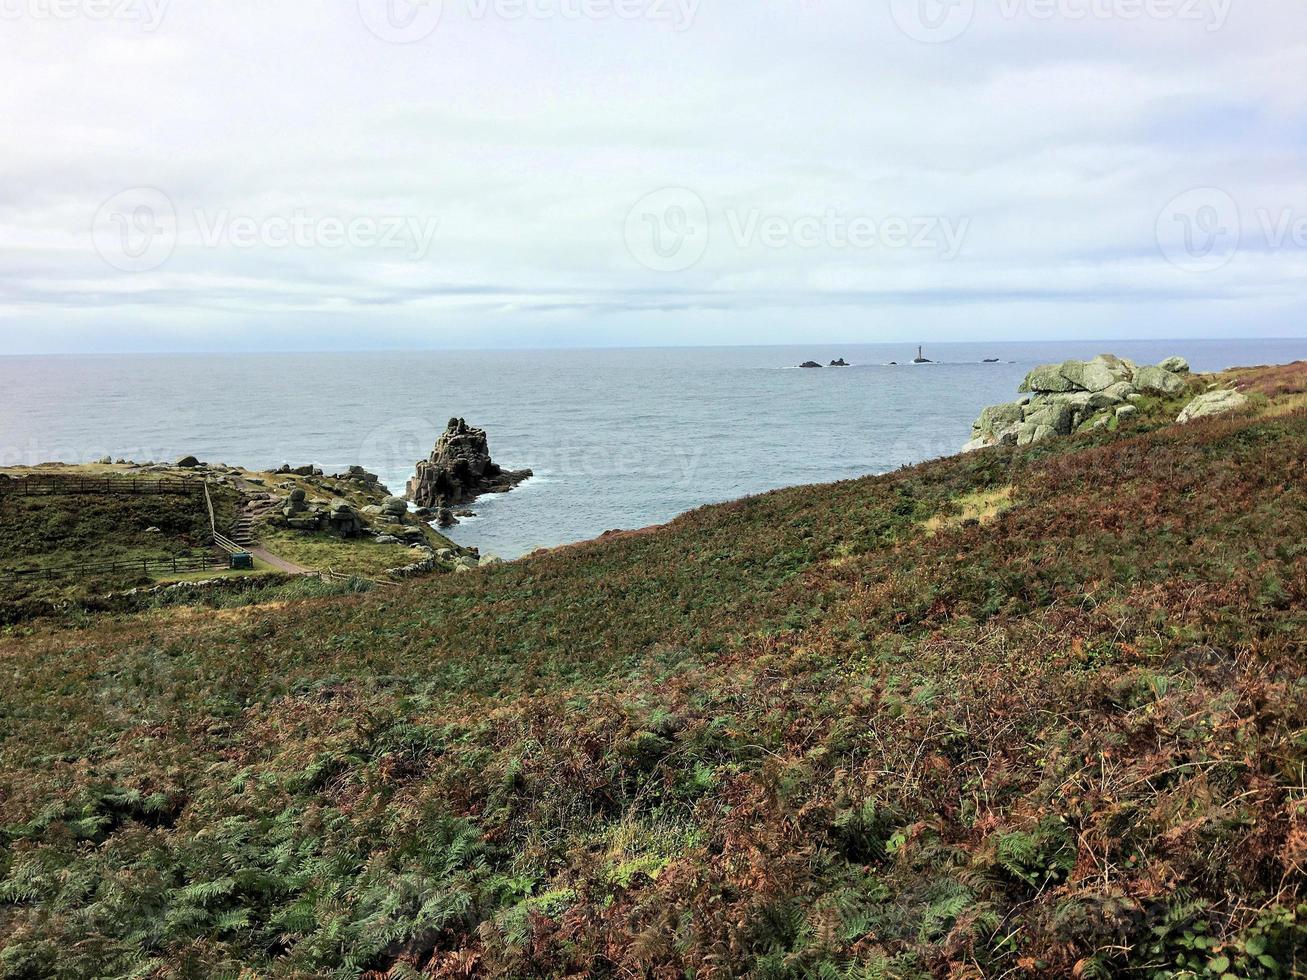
[{"x1": 1, "y1": 0, "x2": 1305, "y2": 353}]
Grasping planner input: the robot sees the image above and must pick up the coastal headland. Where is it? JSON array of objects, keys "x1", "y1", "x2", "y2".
[{"x1": 0, "y1": 359, "x2": 1304, "y2": 976}]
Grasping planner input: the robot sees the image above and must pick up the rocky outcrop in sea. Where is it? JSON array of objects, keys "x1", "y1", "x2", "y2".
[{"x1": 406, "y1": 418, "x2": 533, "y2": 511}]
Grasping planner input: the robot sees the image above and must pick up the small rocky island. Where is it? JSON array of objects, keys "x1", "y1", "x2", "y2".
[
  {"x1": 799, "y1": 360, "x2": 822, "y2": 369},
  {"x1": 407, "y1": 418, "x2": 532, "y2": 525}
]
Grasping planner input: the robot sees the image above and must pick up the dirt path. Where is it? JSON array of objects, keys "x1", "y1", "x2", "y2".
[
  {"x1": 245, "y1": 545, "x2": 313, "y2": 575},
  {"x1": 217, "y1": 474, "x2": 315, "y2": 575}
]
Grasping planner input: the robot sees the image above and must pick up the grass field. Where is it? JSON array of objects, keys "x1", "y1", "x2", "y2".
[
  {"x1": 0, "y1": 483, "x2": 239, "y2": 620},
  {"x1": 0, "y1": 365, "x2": 1303, "y2": 978},
  {"x1": 0, "y1": 462, "x2": 451, "y2": 617},
  {"x1": 0, "y1": 489, "x2": 216, "y2": 569},
  {"x1": 257, "y1": 527, "x2": 433, "y2": 578}
]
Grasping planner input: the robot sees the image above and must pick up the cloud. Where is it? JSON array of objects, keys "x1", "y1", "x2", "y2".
[{"x1": 1, "y1": 0, "x2": 1305, "y2": 351}]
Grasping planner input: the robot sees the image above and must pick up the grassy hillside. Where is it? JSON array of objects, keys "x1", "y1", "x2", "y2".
[
  {"x1": 0, "y1": 485, "x2": 239, "y2": 621},
  {"x1": 0, "y1": 463, "x2": 458, "y2": 622},
  {"x1": 0, "y1": 365, "x2": 1304, "y2": 978},
  {"x1": 256, "y1": 527, "x2": 436, "y2": 578}
]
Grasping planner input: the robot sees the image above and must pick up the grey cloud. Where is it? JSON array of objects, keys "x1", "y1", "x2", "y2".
[{"x1": 1, "y1": 0, "x2": 1305, "y2": 350}]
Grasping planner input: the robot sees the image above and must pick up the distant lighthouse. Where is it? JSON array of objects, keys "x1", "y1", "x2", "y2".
[{"x1": 913, "y1": 346, "x2": 932, "y2": 364}]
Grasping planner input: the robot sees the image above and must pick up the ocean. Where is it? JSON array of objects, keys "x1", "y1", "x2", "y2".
[{"x1": 1, "y1": 339, "x2": 1302, "y2": 558}]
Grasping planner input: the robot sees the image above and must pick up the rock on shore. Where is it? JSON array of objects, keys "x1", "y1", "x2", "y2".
[
  {"x1": 964, "y1": 354, "x2": 1193, "y2": 452},
  {"x1": 406, "y1": 418, "x2": 532, "y2": 510}
]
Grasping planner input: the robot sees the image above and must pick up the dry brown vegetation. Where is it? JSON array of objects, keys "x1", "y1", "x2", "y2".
[{"x1": 0, "y1": 366, "x2": 1304, "y2": 979}]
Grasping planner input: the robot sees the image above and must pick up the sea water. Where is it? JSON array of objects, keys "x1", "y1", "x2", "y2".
[{"x1": 1, "y1": 339, "x2": 1301, "y2": 557}]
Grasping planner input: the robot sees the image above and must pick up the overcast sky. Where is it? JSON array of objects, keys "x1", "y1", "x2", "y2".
[{"x1": 1, "y1": 0, "x2": 1305, "y2": 352}]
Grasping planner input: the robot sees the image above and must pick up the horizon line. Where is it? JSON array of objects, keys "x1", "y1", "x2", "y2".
[{"x1": 2, "y1": 336, "x2": 1305, "y2": 358}]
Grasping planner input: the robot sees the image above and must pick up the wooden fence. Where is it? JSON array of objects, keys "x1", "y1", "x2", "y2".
[
  {"x1": 1, "y1": 553, "x2": 228, "y2": 582},
  {"x1": 0, "y1": 476, "x2": 205, "y2": 497},
  {"x1": 0, "y1": 476, "x2": 227, "y2": 584},
  {"x1": 202, "y1": 481, "x2": 247, "y2": 556},
  {"x1": 318, "y1": 567, "x2": 399, "y2": 589}
]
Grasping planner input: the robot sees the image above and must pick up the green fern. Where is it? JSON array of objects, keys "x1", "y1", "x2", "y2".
[
  {"x1": 994, "y1": 817, "x2": 1075, "y2": 889},
  {"x1": 918, "y1": 883, "x2": 973, "y2": 942},
  {"x1": 1076, "y1": 953, "x2": 1112, "y2": 979}
]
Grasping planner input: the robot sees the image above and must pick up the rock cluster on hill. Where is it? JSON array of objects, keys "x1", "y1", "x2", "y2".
[
  {"x1": 277, "y1": 492, "x2": 366, "y2": 537},
  {"x1": 332, "y1": 465, "x2": 386, "y2": 492},
  {"x1": 406, "y1": 418, "x2": 532, "y2": 511},
  {"x1": 282, "y1": 488, "x2": 309, "y2": 519},
  {"x1": 384, "y1": 544, "x2": 501, "y2": 580},
  {"x1": 964, "y1": 354, "x2": 1192, "y2": 452},
  {"x1": 1177, "y1": 388, "x2": 1250, "y2": 423},
  {"x1": 273, "y1": 464, "x2": 386, "y2": 494}
]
